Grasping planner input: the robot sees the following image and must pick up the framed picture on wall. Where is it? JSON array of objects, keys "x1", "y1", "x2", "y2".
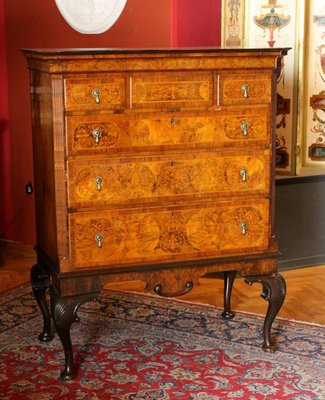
[
  {"x1": 222, "y1": 0, "x2": 302, "y2": 176},
  {"x1": 301, "y1": 1, "x2": 325, "y2": 173},
  {"x1": 222, "y1": 0, "x2": 325, "y2": 177}
]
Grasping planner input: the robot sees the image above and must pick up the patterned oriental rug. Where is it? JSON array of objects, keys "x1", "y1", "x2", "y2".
[{"x1": 0, "y1": 285, "x2": 324, "y2": 400}]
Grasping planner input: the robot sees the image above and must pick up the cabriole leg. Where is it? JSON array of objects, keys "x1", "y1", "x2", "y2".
[
  {"x1": 51, "y1": 289, "x2": 98, "y2": 380},
  {"x1": 221, "y1": 270, "x2": 237, "y2": 320},
  {"x1": 30, "y1": 264, "x2": 54, "y2": 342},
  {"x1": 244, "y1": 273, "x2": 286, "y2": 351}
]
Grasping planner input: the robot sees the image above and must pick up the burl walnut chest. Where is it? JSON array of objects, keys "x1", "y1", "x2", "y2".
[{"x1": 23, "y1": 47, "x2": 288, "y2": 379}]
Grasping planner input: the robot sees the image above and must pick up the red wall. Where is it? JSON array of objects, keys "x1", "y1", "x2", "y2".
[
  {"x1": 172, "y1": 0, "x2": 221, "y2": 47},
  {"x1": 1, "y1": 0, "x2": 221, "y2": 245},
  {"x1": 2, "y1": 0, "x2": 172, "y2": 245},
  {"x1": 0, "y1": 2, "x2": 13, "y2": 240}
]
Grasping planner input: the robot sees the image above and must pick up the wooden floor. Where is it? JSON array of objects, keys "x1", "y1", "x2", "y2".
[{"x1": 1, "y1": 243, "x2": 324, "y2": 324}]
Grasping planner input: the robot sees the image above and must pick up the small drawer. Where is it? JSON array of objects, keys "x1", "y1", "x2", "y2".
[
  {"x1": 219, "y1": 107, "x2": 270, "y2": 146},
  {"x1": 130, "y1": 72, "x2": 214, "y2": 111},
  {"x1": 69, "y1": 199, "x2": 270, "y2": 269},
  {"x1": 220, "y1": 74, "x2": 271, "y2": 105},
  {"x1": 67, "y1": 151, "x2": 270, "y2": 209},
  {"x1": 64, "y1": 76, "x2": 126, "y2": 112}
]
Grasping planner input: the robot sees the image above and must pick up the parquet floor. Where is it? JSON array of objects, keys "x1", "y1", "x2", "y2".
[{"x1": 1, "y1": 244, "x2": 324, "y2": 324}]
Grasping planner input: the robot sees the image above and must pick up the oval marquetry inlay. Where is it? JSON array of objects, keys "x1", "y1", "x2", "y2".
[
  {"x1": 186, "y1": 206, "x2": 265, "y2": 252},
  {"x1": 67, "y1": 108, "x2": 269, "y2": 156},
  {"x1": 68, "y1": 153, "x2": 269, "y2": 208},
  {"x1": 65, "y1": 77, "x2": 126, "y2": 111},
  {"x1": 73, "y1": 122, "x2": 120, "y2": 150},
  {"x1": 223, "y1": 82, "x2": 267, "y2": 100},
  {"x1": 70, "y1": 201, "x2": 269, "y2": 269},
  {"x1": 70, "y1": 84, "x2": 121, "y2": 105},
  {"x1": 224, "y1": 115, "x2": 267, "y2": 140},
  {"x1": 220, "y1": 75, "x2": 271, "y2": 105},
  {"x1": 156, "y1": 213, "x2": 187, "y2": 253},
  {"x1": 75, "y1": 217, "x2": 124, "y2": 260},
  {"x1": 223, "y1": 157, "x2": 265, "y2": 187}
]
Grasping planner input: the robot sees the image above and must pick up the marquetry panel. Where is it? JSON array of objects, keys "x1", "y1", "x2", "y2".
[
  {"x1": 220, "y1": 74, "x2": 271, "y2": 105},
  {"x1": 130, "y1": 72, "x2": 214, "y2": 110},
  {"x1": 66, "y1": 108, "x2": 269, "y2": 155},
  {"x1": 69, "y1": 200, "x2": 269, "y2": 269},
  {"x1": 64, "y1": 75, "x2": 126, "y2": 112},
  {"x1": 221, "y1": 108, "x2": 270, "y2": 145},
  {"x1": 67, "y1": 152, "x2": 270, "y2": 208}
]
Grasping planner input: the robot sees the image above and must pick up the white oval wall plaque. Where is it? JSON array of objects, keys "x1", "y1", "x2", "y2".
[{"x1": 55, "y1": 0, "x2": 127, "y2": 34}]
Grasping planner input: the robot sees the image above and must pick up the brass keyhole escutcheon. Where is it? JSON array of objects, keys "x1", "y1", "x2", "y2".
[
  {"x1": 95, "y1": 176, "x2": 103, "y2": 192},
  {"x1": 92, "y1": 88, "x2": 101, "y2": 104},
  {"x1": 241, "y1": 84, "x2": 249, "y2": 100},
  {"x1": 95, "y1": 234, "x2": 104, "y2": 249},
  {"x1": 240, "y1": 121, "x2": 248, "y2": 137},
  {"x1": 240, "y1": 222, "x2": 248, "y2": 236},
  {"x1": 92, "y1": 128, "x2": 102, "y2": 145},
  {"x1": 240, "y1": 167, "x2": 248, "y2": 183}
]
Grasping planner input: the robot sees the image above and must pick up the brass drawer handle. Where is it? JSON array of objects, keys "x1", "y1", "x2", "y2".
[
  {"x1": 240, "y1": 167, "x2": 247, "y2": 183},
  {"x1": 95, "y1": 234, "x2": 103, "y2": 249},
  {"x1": 240, "y1": 121, "x2": 248, "y2": 137},
  {"x1": 92, "y1": 88, "x2": 101, "y2": 104},
  {"x1": 241, "y1": 84, "x2": 249, "y2": 100},
  {"x1": 171, "y1": 117, "x2": 178, "y2": 126},
  {"x1": 240, "y1": 222, "x2": 248, "y2": 236},
  {"x1": 95, "y1": 176, "x2": 103, "y2": 192},
  {"x1": 92, "y1": 128, "x2": 102, "y2": 145}
]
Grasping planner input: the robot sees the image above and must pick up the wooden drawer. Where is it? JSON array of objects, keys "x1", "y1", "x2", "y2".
[
  {"x1": 130, "y1": 72, "x2": 214, "y2": 111},
  {"x1": 220, "y1": 107, "x2": 270, "y2": 146},
  {"x1": 220, "y1": 73, "x2": 271, "y2": 105},
  {"x1": 69, "y1": 199, "x2": 270, "y2": 269},
  {"x1": 67, "y1": 151, "x2": 270, "y2": 209},
  {"x1": 66, "y1": 107, "x2": 270, "y2": 156},
  {"x1": 64, "y1": 75, "x2": 126, "y2": 112}
]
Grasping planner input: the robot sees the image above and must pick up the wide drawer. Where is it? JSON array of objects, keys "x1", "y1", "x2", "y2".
[
  {"x1": 220, "y1": 73, "x2": 271, "y2": 105},
  {"x1": 69, "y1": 199, "x2": 270, "y2": 269},
  {"x1": 66, "y1": 108, "x2": 270, "y2": 156},
  {"x1": 67, "y1": 151, "x2": 270, "y2": 209},
  {"x1": 64, "y1": 75, "x2": 126, "y2": 112}
]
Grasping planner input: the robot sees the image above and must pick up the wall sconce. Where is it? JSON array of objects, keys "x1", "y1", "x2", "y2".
[{"x1": 55, "y1": 0, "x2": 127, "y2": 34}]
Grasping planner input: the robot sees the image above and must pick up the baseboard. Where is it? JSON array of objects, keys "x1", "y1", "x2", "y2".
[
  {"x1": 276, "y1": 174, "x2": 325, "y2": 186},
  {"x1": 278, "y1": 254, "x2": 325, "y2": 271}
]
